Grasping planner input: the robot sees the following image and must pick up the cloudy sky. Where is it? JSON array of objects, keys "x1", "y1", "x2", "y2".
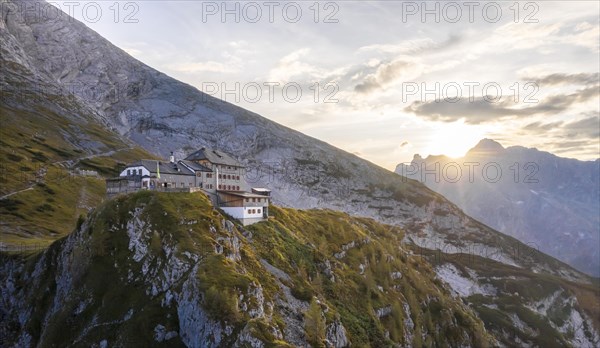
[{"x1": 59, "y1": 1, "x2": 599, "y2": 169}]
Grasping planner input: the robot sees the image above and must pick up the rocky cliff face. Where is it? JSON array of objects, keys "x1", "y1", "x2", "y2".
[
  {"x1": 1, "y1": 192, "x2": 598, "y2": 347},
  {"x1": 396, "y1": 139, "x2": 600, "y2": 276},
  {"x1": 0, "y1": 191, "x2": 494, "y2": 347}
]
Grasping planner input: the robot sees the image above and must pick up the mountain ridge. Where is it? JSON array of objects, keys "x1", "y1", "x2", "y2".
[{"x1": 397, "y1": 139, "x2": 600, "y2": 276}]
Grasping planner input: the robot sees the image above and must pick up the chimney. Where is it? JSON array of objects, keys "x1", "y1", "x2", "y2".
[{"x1": 169, "y1": 151, "x2": 175, "y2": 163}]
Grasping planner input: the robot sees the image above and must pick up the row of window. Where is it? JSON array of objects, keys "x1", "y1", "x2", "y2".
[
  {"x1": 245, "y1": 197, "x2": 265, "y2": 203},
  {"x1": 218, "y1": 185, "x2": 240, "y2": 191},
  {"x1": 218, "y1": 174, "x2": 240, "y2": 180},
  {"x1": 142, "y1": 181, "x2": 209, "y2": 189},
  {"x1": 129, "y1": 169, "x2": 240, "y2": 181},
  {"x1": 247, "y1": 208, "x2": 261, "y2": 214},
  {"x1": 139, "y1": 179, "x2": 218, "y2": 190}
]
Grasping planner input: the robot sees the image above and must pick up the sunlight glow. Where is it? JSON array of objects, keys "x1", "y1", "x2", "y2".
[{"x1": 423, "y1": 123, "x2": 487, "y2": 158}]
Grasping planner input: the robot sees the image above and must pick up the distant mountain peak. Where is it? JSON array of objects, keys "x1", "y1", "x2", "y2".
[
  {"x1": 412, "y1": 154, "x2": 424, "y2": 162},
  {"x1": 467, "y1": 138, "x2": 505, "y2": 155}
]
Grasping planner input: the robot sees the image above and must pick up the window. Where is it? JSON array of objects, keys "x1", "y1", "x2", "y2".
[
  {"x1": 245, "y1": 198, "x2": 249, "y2": 202},
  {"x1": 127, "y1": 169, "x2": 131, "y2": 175},
  {"x1": 257, "y1": 209, "x2": 261, "y2": 214},
  {"x1": 252, "y1": 198, "x2": 256, "y2": 202},
  {"x1": 236, "y1": 186, "x2": 240, "y2": 191},
  {"x1": 236, "y1": 175, "x2": 240, "y2": 180},
  {"x1": 218, "y1": 174, "x2": 222, "y2": 179},
  {"x1": 218, "y1": 185, "x2": 222, "y2": 189}
]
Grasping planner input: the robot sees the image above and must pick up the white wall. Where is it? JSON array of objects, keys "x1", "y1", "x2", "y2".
[
  {"x1": 221, "y1": 207, "x2": 246, "y2": 219},
  {"x1": 222, "y1": 207, "x2": 264, "y2": 219},
  {"x1": 120, "y1": 166, "x2": 151, "y2": 177}
]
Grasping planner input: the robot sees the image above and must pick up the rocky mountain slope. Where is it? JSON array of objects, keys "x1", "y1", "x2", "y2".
[
  {"x1": 1, "y1": 0, "x2": 427, "y2": 212},
  {"x1": 395, "y1": 139, "x2": 600, "y2": 276},
  {"x1": 0, "y1": 18, "x2": 156, "y2": 248},
  {"x1": 2, "y1": 0, "x2": 593, "y2": 285},
  {"x1": 1, "y1": 191, "x2": 598, "y2": 347}
]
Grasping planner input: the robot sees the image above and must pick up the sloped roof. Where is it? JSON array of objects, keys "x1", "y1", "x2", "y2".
[
  {"x1": 184, "y1": 147, "x2": 242, "y2": 167},
  {"x1": 178, "y1": 160, "x2": 213, "y2": 172},
  {"x1": 217, "y1": 190, "x2": 269, "y2": 198},
  {"x1": 127, "y1": 160, "x2": 195, "y2": 176}
]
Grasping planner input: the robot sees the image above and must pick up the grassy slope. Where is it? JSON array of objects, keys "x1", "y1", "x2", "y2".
[
  {"x1": 0, "y1": 104, "x2": 156, "y2": 248},
  {"x1": 249, "y1": 206, "x2": 493, "y2": 346},
  {"x1": 3, "y1": 191, "x2": 494, "y2": 347}
]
